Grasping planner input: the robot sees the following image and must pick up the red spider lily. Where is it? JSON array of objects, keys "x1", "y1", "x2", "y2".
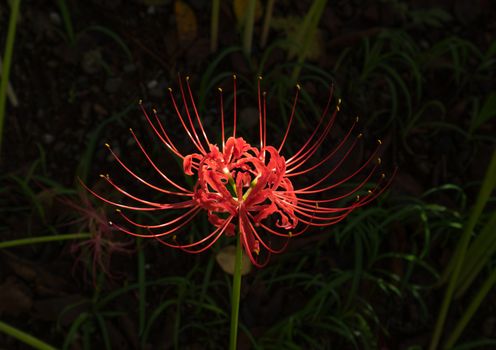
[
  {"x1": 60, "y1": 192, "x2": 134, "y2": 286},
  {"x1": 82, "y1": 76, "x2": 394, "y2": 267}
]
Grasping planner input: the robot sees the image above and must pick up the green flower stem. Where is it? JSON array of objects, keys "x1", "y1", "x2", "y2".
[
  {"x1": 0, "y1": 320, "x2": 57, "y2": 350},
  {"x1": 0, "y1": 233, "x2": 92, "y2": 249},
  {"x1": 229, "y1": 230, "x2": 243, "y2": 350},
  {"x1": 0, "y1": 0, "x2": 21, "y2": 156}
]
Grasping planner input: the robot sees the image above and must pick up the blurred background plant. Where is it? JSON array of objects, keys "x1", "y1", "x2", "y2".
[{"x1": 0, "y1": 0, "x2": 495, "y2": 349}]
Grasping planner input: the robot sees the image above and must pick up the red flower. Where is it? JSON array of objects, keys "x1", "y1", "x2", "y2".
[
  {"x1": 83, "y1": 76, "x2": 394, "y2": 267},
  {"x1": 60, "y1": 192, "x2": 134, "y2": 286}
]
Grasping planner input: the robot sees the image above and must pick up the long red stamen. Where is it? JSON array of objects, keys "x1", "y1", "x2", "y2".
[
  {"x1": 277, "y1": 84, "x2": 300, "y2": 153},
  {"x1": 85, "y1": 76, "x2": 393, "y2": 267},
  {"x1": 105, "y1": 143, "x2": 192, "y2": 197}
]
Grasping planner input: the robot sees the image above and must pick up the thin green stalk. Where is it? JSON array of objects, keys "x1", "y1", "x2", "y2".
[
  {"x1": 0, "y1": 233, "x2": 92, "y2": 249},
  {"x1": 429, "y1": 150, "x2": 496, "y2": 350},
  {"x1": 210, "y1": 0, "x2": 220, "y2": 53},
  {"x1": 260, "y1": 0, "x2": 276, "y2": 48},
  {"x1": 0, "y1": 0, "x2": 21, "y2": 156},
  {"x1": 0, "y1": 320, "x2": 57, "y2": 350},
  {"x1": 242, "y1": 0, "x2": 257, "y2": 56},
  {"x1": 444, "y1": 266, "x2": 496, "y2": 348},
  {"x1": 137, "y1": 238, "x2": 146, "y2": 335},
  {"x1": 229, "y1": 231, "x2": 243, "y2": 350}
]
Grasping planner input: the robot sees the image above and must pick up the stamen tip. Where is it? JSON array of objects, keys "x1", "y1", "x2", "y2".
[
  {"x1": 357, "y1": 133, "x2": 363, "y2": 139},
  {"x1": 218, "y1": 87, "x2": 223, "y2": 92},
  {"x1": 233, "y1": 74, "x2": 237, "y2": 80},
  {"x1": 115, "y1": 209, "x2": 121, "y2": 213},
  {"x1": 138, "y1": 99, "x2": 143, "y2": 105},
  {"x1": 381, "y1": 173, "x2": 386, "y2": 179},
  {"x1": 104, "y1": 143, "x2": 110, "y2": 148},
  {"x1": 186, "y1": 76, "x2": 190, "y2": 80},
  {"x1": 377, "y1": 139, "x2": 383, "y2": 145},
  {"x1": 263, "y1": 91, "x2": 267, "y2": 96},
  {"x1": 377, "y1": 157, "x2": 382, "y2": 165},
  {"x1": 129, "y1": 127, "x2": 134, "y2": 132},
  {"x1": 108, "y1": 221, "x2": 113, "y2": 226},
  {"x1": 168, "y1": 87, "x2": 173, "y2": 92},
  {"x1": 258, "y1": 75, "x2": 263, "y2": 80},
  {"x1": 356, "y1": 116, "x2": 359, "y2": 122},
  {"x1": 296, "y1": 83, "x2": 301, "y2": 90},
  {"x1": 338, "y1": 98, "x2": 342, "y2": 105}
]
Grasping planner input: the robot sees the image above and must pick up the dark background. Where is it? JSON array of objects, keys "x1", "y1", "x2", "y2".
[{"x1": 0, "y1": 0, "x2": 495, "y2": 349}]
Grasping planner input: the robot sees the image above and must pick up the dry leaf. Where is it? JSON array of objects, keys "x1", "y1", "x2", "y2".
[
  {"x1": 216, "y1": 245, "x2": 252, "y2": 275},
  {"x1": 175, "y1": 0, "x2": 198, "y2": 44}
]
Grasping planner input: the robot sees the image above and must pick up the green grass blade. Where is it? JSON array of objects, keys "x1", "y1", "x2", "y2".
[
  {"x1": 0, "y1": 233, "x2": 91, "y2": 249},
  {"x1": 0, "y1": 0, "x2": 21, "y2": 156},
  {"x1": 454, "y1": 210, "x2": 496, "y2": 298},
  {"x1": 445, "y1": 266, "x2": 496, "y2": 348},
  {"x1": 0, "y1": 320, "x2": 57, "y2": 350},
  {"x1": 429, "y1": 150, "x2": 496, "y2": 350}
]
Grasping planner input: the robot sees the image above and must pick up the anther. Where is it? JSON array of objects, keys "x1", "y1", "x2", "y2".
[
  {"x1": 356, "y1": 116, "x2": 359, "y2": 122},
  {"x1": 377, "y1": 157, "x2": 382, "y2": 165},
  {"x1": 357, "y1": 133, "x2": 363, "y2": 139},
  {"x1": 263, "y1": 91, "x2": 267, "y2": 96},
  {"x1": 377, "y1": 139, "x2": 382, "y2": 145},
  {"x1": 218, "y1": 87, "x2": 223, "y2": 92},
  {"x1": 108, "y1": 221, "x2": 113, "y2": 226},
  {"x1": 338, "y1": 98, "x2": 342, "y2": 105},
  {"x1": 356, "y1": 195, "x2": 360, "y2": 201},
  {"x1": 254, "y1": 240, "x2": 260, "y2": 255},
  {"x1": 288, "y1": 232, "x2": 293, "y2": 237},
  {"x1": 368, "y1": 190, "x2": 373, "y2": 194},
  {"x1": 381, "y1": 173, "x2": 386, "y2": 179},
  {"x1": 138, "y1": 99, "x2": 143, "y2": 105},
  {"x1": 104, "y1": 143, "x2": 110, "y2": 148},
  {"x1": 129, "y1": 127, "x2": 133, "y2": 132},
  {"x1": 233, "y1": 74, "x2": 237, "y2": 80},
  {"x1": 168, "y1": 87, "x2": 173, "y2": 92},
  {"x1": 258, "y1": 75, "x2": 263, "y2": 80},
  {"x1": 186, "y1": 76, "x2": 190, "y2": 80},
  {"x1": 296, "y1": 83, "x2": 301, "y2": 90},
  {"x1": 115, "y1": 209, "x2": 121, "y2": 213}
]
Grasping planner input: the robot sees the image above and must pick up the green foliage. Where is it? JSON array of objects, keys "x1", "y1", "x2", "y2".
[
  {"x1": 431, "y1": 151, "x2": 496, "y2": 350},
  {"x1": 0, "y1": 0, "x2": 21, "y2": 156}
]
